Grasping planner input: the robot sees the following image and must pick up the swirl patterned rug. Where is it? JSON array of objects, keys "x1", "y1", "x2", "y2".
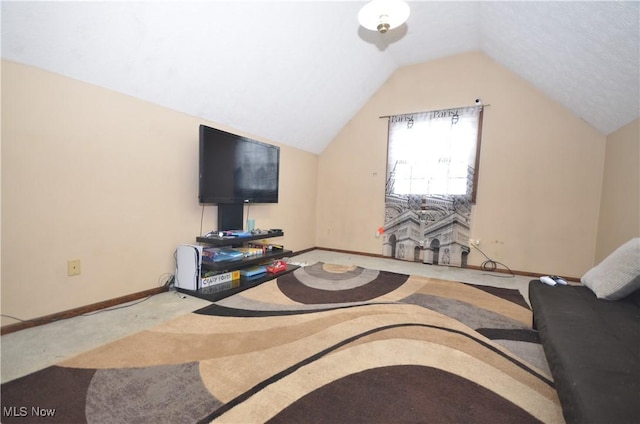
[{"x1": 1, "y1": 263, "x2": 563, "y2": 423}]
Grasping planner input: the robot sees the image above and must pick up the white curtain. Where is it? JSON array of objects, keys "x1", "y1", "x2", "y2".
[
  {"x1": 386, "y1": 106, "x2": 481, "y2": 198},
  {"x1": 383, "y1": 105, "x2": 483, "y2": 266}
]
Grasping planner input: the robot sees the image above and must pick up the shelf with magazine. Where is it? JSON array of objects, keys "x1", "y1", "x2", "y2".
[{"x1": 175, "y1": 230, "x2": 298, "y2": 302}]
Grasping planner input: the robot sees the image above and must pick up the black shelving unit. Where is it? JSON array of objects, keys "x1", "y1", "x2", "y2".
[
  {"x1": 176, "y1": 265, "x2": 299, "y2": 302},
  {"x1": 195, "y1": 230, "x2": 284, "y2": 246},
  {"x1": 177, "y1": 230, "x2": 297, "y2": 302},
  {"x1": 200, "y1": 250, "x2": 291, "y2": 272}
]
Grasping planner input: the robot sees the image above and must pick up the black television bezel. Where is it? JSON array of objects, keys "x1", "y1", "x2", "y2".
[{"x1": 198, "y1": 124, "x2": 280, "y2": 205}]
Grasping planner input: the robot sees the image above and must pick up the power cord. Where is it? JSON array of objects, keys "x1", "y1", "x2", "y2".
[
  {"x1": 1, "y1": 296, "x2": 155, "y2": 323},
  {"x1": 200, "y1": 203, "x2": 206, "y2": 236},
  {"x1": 81, "y1": 296, "x2": 154, "y2": 316},
  {"x1": 159, "y1": 272, "x2": 175, "y2": 289},
  {"x1": 170, "y1": 248, "x2": 187, "y2": 298},
  {"x1": 1, "y1": 272, "x2": 181, "y2": 325},
  {"x1": 470, "y1": 243, "x2": 515, "y2": 278},
  {"x1": 1, "y1": 314, "x2": 28, "y2": 323}
]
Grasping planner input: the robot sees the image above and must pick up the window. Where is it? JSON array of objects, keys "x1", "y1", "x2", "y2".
[{"x1": 386, "y1": 106, "x2": 483, "y2": 202}]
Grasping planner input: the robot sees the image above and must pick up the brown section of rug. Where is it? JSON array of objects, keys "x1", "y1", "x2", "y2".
[
  {"x1": 1, "y1": 366, "x2": 95, "y2": 423},
  {"x1": 268, "y1": 365, "x2": 542, "y2": 424}
]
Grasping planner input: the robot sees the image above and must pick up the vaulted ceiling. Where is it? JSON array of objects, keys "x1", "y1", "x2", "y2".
[{"x1": 2, "y1": 1, "x2": 639, "y2": 154}]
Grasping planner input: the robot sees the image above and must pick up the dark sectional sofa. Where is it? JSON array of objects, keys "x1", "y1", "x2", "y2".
[{"x1": 529, "y1": 281, "x2": 640, "y2": 424}]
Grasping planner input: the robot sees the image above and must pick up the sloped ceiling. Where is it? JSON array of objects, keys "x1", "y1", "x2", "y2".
[{"x1": 2, "y1": 1, "x2": 638, "y2": 154}]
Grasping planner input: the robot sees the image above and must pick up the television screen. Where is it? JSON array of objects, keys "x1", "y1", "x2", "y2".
[{"x1": 199, "y1": 125, "x2": 280, "y2": 204}]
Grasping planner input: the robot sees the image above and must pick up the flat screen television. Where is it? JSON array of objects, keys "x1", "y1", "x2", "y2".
[{"x1": 199, "y1": 124, "x2": 280, "y2": 205}]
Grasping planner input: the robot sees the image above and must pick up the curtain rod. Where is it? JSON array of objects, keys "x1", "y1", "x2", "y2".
[{"x1": 379, "y1": 103, "x2": 490, "y2": 119}]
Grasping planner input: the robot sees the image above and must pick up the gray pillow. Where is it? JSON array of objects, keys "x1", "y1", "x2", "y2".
[{"x1": 581, "y1": 238, "x2": 640, "y2": 300}]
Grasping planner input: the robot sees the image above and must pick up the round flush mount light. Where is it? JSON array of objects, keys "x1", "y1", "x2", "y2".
[{"x1": 358, "y1": 0, "x2": 410, "y2": 34}]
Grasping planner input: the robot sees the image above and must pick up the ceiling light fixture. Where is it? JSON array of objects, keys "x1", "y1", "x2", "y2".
[{"x1": 358, "y1": 0, "x2": 410, "y2": 34}]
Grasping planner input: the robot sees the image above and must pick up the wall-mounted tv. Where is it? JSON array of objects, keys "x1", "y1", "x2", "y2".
[{"x1": 199, "y1": 124, "x2": 280, "y2": 204}]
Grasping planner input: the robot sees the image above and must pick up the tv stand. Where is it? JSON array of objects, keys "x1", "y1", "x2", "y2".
[{"x1": 176, "y1": 230, "x2": 298, "y2": 302}]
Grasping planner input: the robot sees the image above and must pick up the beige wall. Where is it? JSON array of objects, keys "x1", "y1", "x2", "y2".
[
  {"x1": 3, "y1": 51, "x2": 631, "y2": 324},
  {"x1": 1, "y1": 60, "x2": 317, "y2": 324},
  {"x1": 317, "y1": 52, "x2": 606, "y2": 278},
  {"x1": 595, "y1": 118, "x2": 640, "y2": 262}
]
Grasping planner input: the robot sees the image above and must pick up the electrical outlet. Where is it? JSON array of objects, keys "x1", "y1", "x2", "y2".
[
  {"x1": 67, "y1": 259, "x2": 81, "y2": 276},
  {"x1": 468, "y1": 239, "x2": 481, "y2": 247}
]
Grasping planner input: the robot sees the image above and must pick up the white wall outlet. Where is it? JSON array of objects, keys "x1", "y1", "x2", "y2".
[{"x1": 67, "y1": 259, "x2": 81, "y2": 276}]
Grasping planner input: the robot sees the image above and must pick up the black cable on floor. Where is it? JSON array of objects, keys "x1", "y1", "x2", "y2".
[
  {"x1": 471, "y1": 244, "x2": 515, "y2": 278},
  {"x1": 2, "y1": 272, "x2": 179, "y2": 325}
]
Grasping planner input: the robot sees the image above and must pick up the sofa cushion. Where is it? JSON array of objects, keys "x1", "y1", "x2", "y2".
[{"x1": 581, "y1": 238, "x2": 640, "y2": 300}]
